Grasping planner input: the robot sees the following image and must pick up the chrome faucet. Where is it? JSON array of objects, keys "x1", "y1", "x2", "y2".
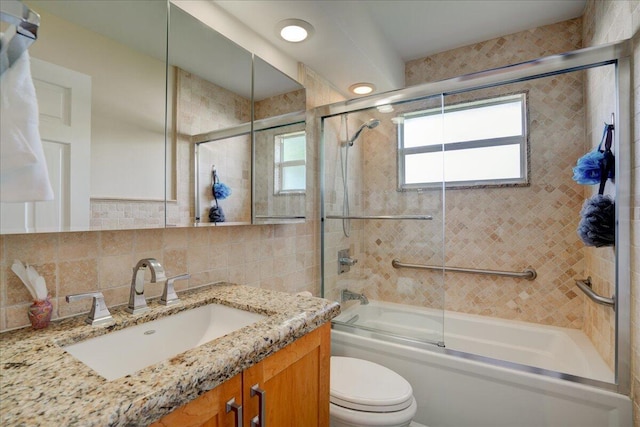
[
  {"x1": 126, "y1": 258, "x2": 167, "y2": 314},
  {"x1": 341, "y1": 289, "x2": 369, "y2": 305}
]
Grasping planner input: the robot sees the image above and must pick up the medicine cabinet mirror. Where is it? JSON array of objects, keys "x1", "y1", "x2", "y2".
[{"x1": 0, "y1": 0, "x2": 306, "y2": 234}]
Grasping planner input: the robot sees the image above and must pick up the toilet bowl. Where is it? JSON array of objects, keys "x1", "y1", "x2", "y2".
[{"x1": 330, "y1": 356, "x2": 418, "y2": 427}]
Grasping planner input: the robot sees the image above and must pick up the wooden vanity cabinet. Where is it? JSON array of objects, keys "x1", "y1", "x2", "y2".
[
  {"x1": 151, "y1": 323, "x2": 330, "y2": 427},
  {"x1": 150, "y1": 374, "x2": 242, "y2": 427}
]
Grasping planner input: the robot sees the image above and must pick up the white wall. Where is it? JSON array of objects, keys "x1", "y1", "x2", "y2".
[{"x1": 28, "y1": 7, "x2": 167, "y2": 200}]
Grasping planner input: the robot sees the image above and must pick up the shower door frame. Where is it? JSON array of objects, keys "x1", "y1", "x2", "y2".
[{"x1": 317, "y1": 39, "x2": 632, "y2": 395}]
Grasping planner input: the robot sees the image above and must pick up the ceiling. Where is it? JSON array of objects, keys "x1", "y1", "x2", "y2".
[{"x1": 215, "y1": 0, "x2": 587, "y2": 97}]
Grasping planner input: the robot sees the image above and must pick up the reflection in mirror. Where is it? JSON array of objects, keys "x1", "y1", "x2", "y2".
[
  {"x1": 193, "y1": 128, "x2": 252, "y2": 225},
  {"x1": 0, "y1": 0, "x2": 168, "y2": 234},
  {"x1": 165, "y1": 3, "x2": 252, "y2": 226},
  {"x1": 166, "y1": 5, "x2": 307, "y2": 226},
  {"x1": 253, "y1": 118, "x2": 306, "y2": 224},
  {"x1": 253, "y1": 56, "x2": 307, "y2": 223}
]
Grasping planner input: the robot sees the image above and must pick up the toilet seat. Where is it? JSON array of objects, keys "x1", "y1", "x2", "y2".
[{"x1": 330, "y1": 357, "x2": 414, "y2": 413}]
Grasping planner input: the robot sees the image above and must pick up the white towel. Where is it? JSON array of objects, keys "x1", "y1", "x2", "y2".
[{"x1": 0, "y1": 51, "x2": 54, "y2": 202}]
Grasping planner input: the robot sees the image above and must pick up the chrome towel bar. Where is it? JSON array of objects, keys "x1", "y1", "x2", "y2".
[
  {"x1": 391, "y1": 259, "x2": 537, "y2": 281},
  {"x1": 575, "y1": 277, "x2": 615, "y2": 311},
  {"x1": 326, "y1": 214, "x2": 433, "y2": 221},
  {"x1": 254, "y1": 215, "x2": 306, "y2": 220}
]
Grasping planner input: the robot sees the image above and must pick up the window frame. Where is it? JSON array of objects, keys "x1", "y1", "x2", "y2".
[
  {"x1": 274, "y1": 130, "x2": 306, "y2": 195},
  {"x1": 397, "y1": 92, "x2": 530, "y2": 191}
]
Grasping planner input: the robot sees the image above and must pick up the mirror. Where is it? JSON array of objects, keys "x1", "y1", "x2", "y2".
[
  {"x1": 252, "y1": 56, "x2": 307, "y2": 224},
  {"x1": 166, "y1": 3, "x2": 253, "y2": 226},
  {"x1": 167, "y1": 6, "x2": 306, "y2": 226},
  {"x1": 0, "y1": 0, "x2": 168, "y2": 234},
  {"x1": 0, "y1": 1, "x2": 307, "y2": 233}
]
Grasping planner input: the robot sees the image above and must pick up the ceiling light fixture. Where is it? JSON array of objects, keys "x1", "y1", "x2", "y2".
[
  {"x1": 277, "y1": 19, "x2": 314, "y2": 43},
  {"x1": 349, "y1": 83, "x2": 376, "y2": 96}
]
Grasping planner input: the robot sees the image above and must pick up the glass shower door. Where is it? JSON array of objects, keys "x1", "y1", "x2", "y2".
[
  {"x1": 322, "y1": 95, "x2": 446, "y2": 348},
  {"x1": 440, "y1": 64, "x2": 618, "y2": 384}
]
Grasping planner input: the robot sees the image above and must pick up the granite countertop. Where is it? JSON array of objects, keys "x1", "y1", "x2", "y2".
[{"x1": 0, "y1": 283, "x2": 340, "y2": 426}]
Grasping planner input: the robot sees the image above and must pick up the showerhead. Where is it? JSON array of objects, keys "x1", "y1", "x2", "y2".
[{"x1": 348, "y1": 118, "x2": 380, "y2": 146}]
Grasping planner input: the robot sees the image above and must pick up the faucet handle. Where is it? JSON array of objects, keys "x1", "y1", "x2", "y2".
[
  {"x1": 160, "y1": 273, "x2": 190, "y2": 306},
  {"x1": 66, "y1": 292, "x2": 113, "y2": 326}
]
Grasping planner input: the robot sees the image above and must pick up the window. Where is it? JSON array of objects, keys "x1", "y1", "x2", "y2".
[
  {"x1": 398, "y1": 93, "x2": 528, "y2": 189},
  {"x1": 275, "y1": 131, "x2": 306, "y2": 194}
]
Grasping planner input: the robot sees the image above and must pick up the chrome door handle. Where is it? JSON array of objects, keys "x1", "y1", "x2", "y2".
[
  {"x1": 250, "y1": 384, "x2": 266, "y2": 427},
  {"x1": 225, "y1": 398, "x2": 243, "y2": 427}
]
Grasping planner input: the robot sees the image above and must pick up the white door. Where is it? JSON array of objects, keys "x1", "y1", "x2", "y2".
[{"x1": 0, "y1": 58, "x2": 91, "y2": 233}]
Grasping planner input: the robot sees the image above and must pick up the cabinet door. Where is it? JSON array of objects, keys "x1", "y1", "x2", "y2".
[
  {"x1": 243, "y1": 323, "x2": 330, "y2": 427},
  {"x1": 150, "y1": 373, "x2": 243, "y2": 427}
]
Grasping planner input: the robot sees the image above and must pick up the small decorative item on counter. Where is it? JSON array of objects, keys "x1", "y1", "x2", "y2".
[
  {"x1": 28, "y1": 296, "x2": 53, "y2": 329},
  {"x1": 10, "y1": 259, "x2": 52, "y2": 328}
]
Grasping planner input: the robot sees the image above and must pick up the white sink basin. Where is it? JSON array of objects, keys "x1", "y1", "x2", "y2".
[{"x1": 63, "y1": 303, "x2": 266, "y2": 381}]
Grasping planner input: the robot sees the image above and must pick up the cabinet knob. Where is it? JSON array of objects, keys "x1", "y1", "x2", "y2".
[
  {"x1": 225, "y1": 398, "x2": 243, "y2": 427},
  {"x1": 250, "y1": 384, "x2": 266, "y2": 427}
]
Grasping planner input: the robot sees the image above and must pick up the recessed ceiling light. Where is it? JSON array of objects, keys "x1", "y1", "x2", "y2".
[
  {"x1": 277, "y1": 19, "x2": 314, "y2": 43},
  {"x1": 349, "y1": 83, "x2": 376, "y2": 96},
  {"x1": 377, "y1": 105, "x2": 394, "y2": 113}
]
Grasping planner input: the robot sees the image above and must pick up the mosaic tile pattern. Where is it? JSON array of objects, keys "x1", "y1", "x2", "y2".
[
  {"x1": 254, "y1": 89, "x2": 306, "y2": 120},
  {"x1": 406, "y1": 18, "x2": 582, "y2": 86}
]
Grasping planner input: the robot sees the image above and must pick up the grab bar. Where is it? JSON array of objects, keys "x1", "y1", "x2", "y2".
[
  {"x1": 326, "y1": 215, "x2": 433, "y2": 221},
  {"x1": 391, "y1": 259, "x2": 537, "y2": 281},
  {"x1": 575, "y1": 277, "x2": 615, "y2": 311}
]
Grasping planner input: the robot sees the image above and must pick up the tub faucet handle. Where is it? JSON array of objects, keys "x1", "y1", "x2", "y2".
[
  {"x1": 338, "y1": 248, "x2": 357, "y2": 274},
  {"x1": 339, "y1": 257, "x2": 358, "y2": 266}
]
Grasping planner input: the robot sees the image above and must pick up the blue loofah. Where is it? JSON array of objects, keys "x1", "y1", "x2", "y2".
[
  {"x1": 213, "y1": 182, "x2": 231, "y2": 200},
  {"x1": 572, "y1": 150, "x2": 605, "y2": 185},
  {"x1": 572, "y1": 124, "x2": 615, "y2": 186}
]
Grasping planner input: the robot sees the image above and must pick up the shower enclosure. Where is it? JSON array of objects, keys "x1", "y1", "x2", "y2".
[{"x1": 320, "y1": 39, "x2": 631, "y2": 396}]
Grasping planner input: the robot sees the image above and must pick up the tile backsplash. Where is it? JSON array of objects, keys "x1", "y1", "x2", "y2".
[{"x1": 0, "y1": 224, "x2": 317, "y2": 331}]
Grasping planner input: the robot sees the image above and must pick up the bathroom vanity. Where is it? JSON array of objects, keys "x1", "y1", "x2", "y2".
[
  {"x1": 0, "y1": 284, "x2": 339, "y2": 426},
  {"x1": 152, "y1": 324, "x2": 330, "y2": 427}
]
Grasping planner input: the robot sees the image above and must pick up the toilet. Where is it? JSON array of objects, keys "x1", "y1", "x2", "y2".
[{"x1": 330, "y1": 356, "x2": 418, "y2": 427}]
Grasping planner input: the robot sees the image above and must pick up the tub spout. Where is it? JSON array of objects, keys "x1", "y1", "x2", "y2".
[{"x1": 341, "y1": 289, "x2": 369, "y2": 305}]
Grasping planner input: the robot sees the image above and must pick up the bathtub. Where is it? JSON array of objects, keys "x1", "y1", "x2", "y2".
[{"x1": 331, "y1": 300, "x2": 632, "y2": 427}]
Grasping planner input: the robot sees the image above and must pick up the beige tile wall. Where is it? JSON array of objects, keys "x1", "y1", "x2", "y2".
[
  {"x1": 582, "y1": 1, "x2": 640, "y2": 424},
  {"x1": 381, "y1": 20, "x2": 587, "y2": 329},
  {"x1": 0, "y1": 225, "x2": 315, "y2": 330}
]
